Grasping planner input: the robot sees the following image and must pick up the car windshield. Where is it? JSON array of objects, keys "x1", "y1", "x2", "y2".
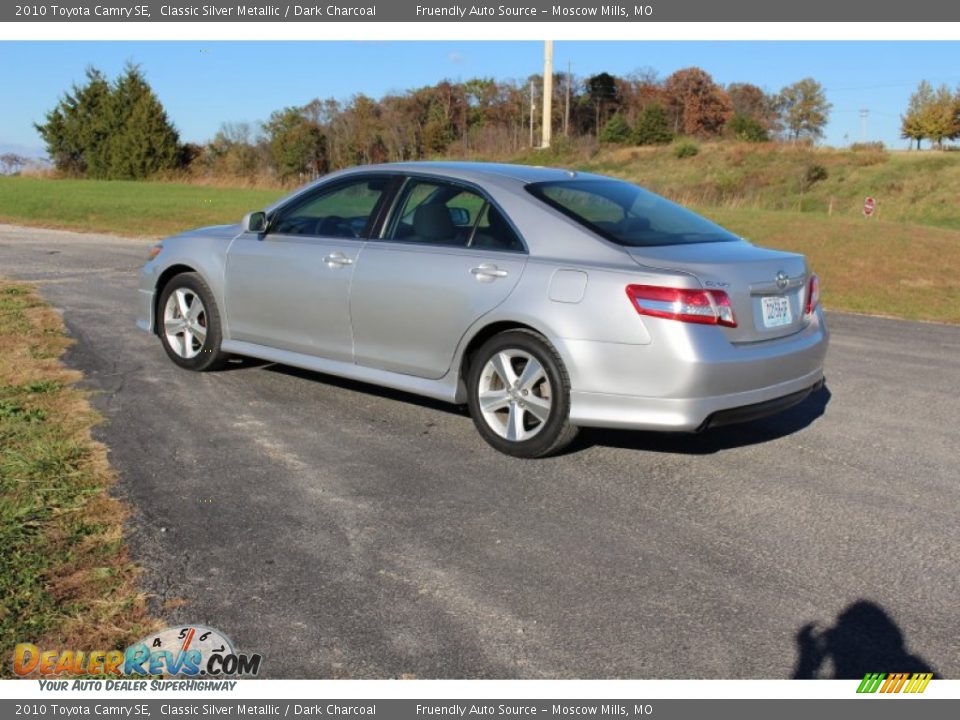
[{"x1": 526, "y1": 179, "x2": 739, "y2": 247}]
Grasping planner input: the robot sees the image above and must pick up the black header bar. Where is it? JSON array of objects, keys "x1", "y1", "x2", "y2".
[{"x1": 5, "y1": 1, "x2": 957, "y2": 23}]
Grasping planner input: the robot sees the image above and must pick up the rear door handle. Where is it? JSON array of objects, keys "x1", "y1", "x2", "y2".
[
  {"x1": 323, "y1": 251, "x2": 353, "y2": 269},
  {"x1": 470, "y1": 263, "x2": 508, "y2": 282}
]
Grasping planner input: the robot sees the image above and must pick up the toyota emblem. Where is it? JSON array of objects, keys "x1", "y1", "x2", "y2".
[{"x1": 775, "y1": 271, "x2": 789, "y2": 290}]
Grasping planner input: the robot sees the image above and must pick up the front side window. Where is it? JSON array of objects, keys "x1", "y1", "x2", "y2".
[
  {"x1": 271, "y1": 176, "x2": 390, "y2": 239},
  {"x1": 388, "y1": 179, "x2": 524, "y2": 252},
  {"x1": 526, "y1": 179, "x2": 739, "y2": 247}
]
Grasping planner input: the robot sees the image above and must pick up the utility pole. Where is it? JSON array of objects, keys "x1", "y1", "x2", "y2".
[
  {"x1": 859, "y1": 109, "x2": 869, "y2": 142},
  {"x1": 529, "y1": 80, "x2": 535, "y2": 147},
  {"x1": 541, "y1": 40, "x2": 553, "y2": 148},
  {"x1": 564, "y1": 59, "x2": 571, "y2": 137}
]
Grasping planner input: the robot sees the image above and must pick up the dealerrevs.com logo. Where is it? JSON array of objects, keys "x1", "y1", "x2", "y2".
[{"x1": 14, "y1": 625, "x2": 262, "y2": 678}]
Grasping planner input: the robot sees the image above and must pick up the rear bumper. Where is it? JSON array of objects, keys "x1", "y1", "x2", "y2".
[
  {"x1": 568, "y1": 367, "x2": 825, "y2": 431},
  {"x1": 698, "y1": 377, "x2": 824, "y2": 431},
  {"x1": 562, "y1": 309, "x2": 829, "y2": 432}
]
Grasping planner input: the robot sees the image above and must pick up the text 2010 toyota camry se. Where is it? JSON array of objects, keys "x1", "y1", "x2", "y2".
[{"x1": 138, "y1": 162, "x2": 828, "y2": 457}]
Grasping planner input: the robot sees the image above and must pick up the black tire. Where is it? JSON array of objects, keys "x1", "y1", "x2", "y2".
[
  {"x1": 466, "y1": 329, "x2": 578, "y2": 458},
  {"x1": 156, "y1": 272, "x2": 229, "y2": 371}
]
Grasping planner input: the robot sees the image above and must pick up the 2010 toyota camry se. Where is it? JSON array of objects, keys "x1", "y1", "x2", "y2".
[{"x1": 137, "y1": 162, "x2": 828, "y2": 457}]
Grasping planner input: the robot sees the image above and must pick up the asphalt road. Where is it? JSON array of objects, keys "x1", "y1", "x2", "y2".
[{"x1": 2, "y1": 223, "x2": 957, "y2": 679}]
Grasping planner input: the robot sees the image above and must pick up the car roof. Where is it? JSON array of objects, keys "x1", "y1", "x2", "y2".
[{"x1": 339, "y1": 161, "x2": 606, "y2": 186}]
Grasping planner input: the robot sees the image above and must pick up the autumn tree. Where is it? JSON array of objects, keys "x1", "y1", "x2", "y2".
[
  {"x1": 918, "y1": 84, "x2": 960, "y2": 149},
  {"x1": 778, "y1": 78, "x2": 831, "y2": 141},
  {"x1": 727, "y1": 82, "x2": 780, "y2": 134},
  {"x1": 901, "y1": 81, "x2": 933, "y2": 149},
  {"x1": 204, "y1": 122, "x2": 262, "y2": 178},
  {"x1": 263, "y1": 107, "x2": 327, "y2": 182},
  {"x1": 663, "y1": 67, "x2": 733, "y2": 137}
]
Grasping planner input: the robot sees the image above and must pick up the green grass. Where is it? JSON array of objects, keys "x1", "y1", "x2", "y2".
[
  {"x1": 695, "y1": 208, "x2": 960, "y2": 324},
  {"x1": 0, "y1": 176, "x2": 284, "y2": 237},
  {"x1": 0, "y1": 281, "x2": 156, "y2": 676},
  {"x1": 513, "y1": 141, "x2": 960, "y2": 231}
]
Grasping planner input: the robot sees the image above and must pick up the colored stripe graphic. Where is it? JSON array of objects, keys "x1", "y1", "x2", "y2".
[
  {"x1": 857, "y1": 673, "x2": 885, "y2": 693},
  {"x1": 858, "y1": 672, "x2": 932, "y2": 694},
  {"x1": 904, "y1": 673, "x2": 934, "y2": 693}
]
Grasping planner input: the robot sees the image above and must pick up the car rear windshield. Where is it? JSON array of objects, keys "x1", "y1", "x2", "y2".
[{"x1": 526, "y1": 179, "x2": 739, "y2": 247}]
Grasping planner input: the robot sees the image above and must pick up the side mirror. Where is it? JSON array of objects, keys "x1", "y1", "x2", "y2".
[{"x1": 242, "y1": 211, "x2": 268, "y2": 234}]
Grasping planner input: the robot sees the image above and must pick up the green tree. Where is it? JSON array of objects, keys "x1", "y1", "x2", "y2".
[
  {"x1": 778, "y1": 78, "x2": 831, "y2": 141},
  {"x1": 599, "y1": 113, "x2": 632, "y2": 144},
  {"x1": 264, "y1": 107, "x2": 327, "y2": 182},
  {"x1": 632, "y1": 103, "x2": 673, "y2": 145},
  {"x1": 35, "y1": 64, "x2": 182, "y2": 179},
  {"x1": 900, "y1": 80, "x2": 934, "y2": 149},
  {"x1": 727, "y1": 113, "x2": 769, "y2": 142},
  {"x1": 34, "y1": 66, "x2": 111, "y2": 175},
  {"x1": 100, "y1": 64, "x2": 182, "y2": 179}
]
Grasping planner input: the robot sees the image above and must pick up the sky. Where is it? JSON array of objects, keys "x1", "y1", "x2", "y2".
[{"x1": 2, "y1": 40, "x2": 959, "y2": 157}]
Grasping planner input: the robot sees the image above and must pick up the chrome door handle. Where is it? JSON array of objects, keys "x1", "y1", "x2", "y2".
[
  {"x1": 470, "y1": 263, "x2": 508, "y2": 282},
  {"x1": 323, "y1": 252, "x2": 353, "y2": 269}
]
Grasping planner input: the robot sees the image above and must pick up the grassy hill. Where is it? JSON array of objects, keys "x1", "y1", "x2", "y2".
[{"x1": 511, "y1": 141, "x2": 960, "y2": 231}]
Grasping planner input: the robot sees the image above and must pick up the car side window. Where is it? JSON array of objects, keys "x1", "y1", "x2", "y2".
[
  {"x1": 468, "y1": 203, "x2": 525, "y2": 252},
  {"x1": 271, "y1": 177, "x2": 389, "y2": 239},
  {"x1": 388, "y1": 180, "x2": 485, "y2": 247},
  {"x1": 388, "y1": 179, "x2": 523, "y2": 252}
]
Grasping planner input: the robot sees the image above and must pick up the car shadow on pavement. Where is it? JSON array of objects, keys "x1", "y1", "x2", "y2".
[
  {"x1": 791, "y1": 600, "x2": 937, "y2": 679},
  {"x1": 221, "y1": 356, "x2": 271, "y2": 372},
  {"x1": 572, "y1": 384, "x2": 832, "y2": 455}
]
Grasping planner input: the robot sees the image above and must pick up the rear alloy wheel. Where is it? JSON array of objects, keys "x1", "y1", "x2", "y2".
[
  {"x1": 157, "y1": 272, "x2": 229, "y2": 371},
  {"x1": 467, "y1": 330, "x2": 578, "y2": 458}
]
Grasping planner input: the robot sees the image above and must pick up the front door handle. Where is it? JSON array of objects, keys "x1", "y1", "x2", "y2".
[
  {"x1": 323, "y1": 252, "x2": 353, "y2": 269},
  {"x1": 470, "y1": 263, "x2": 508, "y2": 282}
]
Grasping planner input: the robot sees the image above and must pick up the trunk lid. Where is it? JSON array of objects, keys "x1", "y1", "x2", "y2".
[{"x1": 627, "y1": 240, "x2": 809, "y2": 343}]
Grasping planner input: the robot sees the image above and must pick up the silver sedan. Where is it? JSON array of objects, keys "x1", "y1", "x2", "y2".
[{"x1": 137, "y1": 162, "x2": 828, "y2": 457}]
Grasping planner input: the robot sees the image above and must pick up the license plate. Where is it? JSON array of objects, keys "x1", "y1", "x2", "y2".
[{"x1": 761, "y1": 296, "x2": 792, "y2": 328}]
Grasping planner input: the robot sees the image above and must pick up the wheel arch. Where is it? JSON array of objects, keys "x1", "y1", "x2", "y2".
[{"x1": 455, "y1": 319, "x2": 555, "y2": 402}]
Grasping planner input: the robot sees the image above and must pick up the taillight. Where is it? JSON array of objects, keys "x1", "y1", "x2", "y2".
[
  {"x1": 804, "y1": 273, "x2": 820, "y2": 315},
  {"x1": 626, "y1": 284, "x2": 737, "y2": 328}
]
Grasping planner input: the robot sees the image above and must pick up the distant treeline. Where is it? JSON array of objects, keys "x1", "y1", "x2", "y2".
[{"x1": 33, "y1": 63, "x2": 960, "y2": 184}]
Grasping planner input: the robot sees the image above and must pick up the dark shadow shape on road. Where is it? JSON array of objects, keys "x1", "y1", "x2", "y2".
[
  {"x1": 792, "y1": 600, "x2": 937, "y2": 679},
  {"x1": 263, "y1": 363, "x2": 468, "y2": 416},
  {"x1": 220, "y1": 356, "x2": 271, "y2": 372},
  {"x1": 568, "y1": 383, "x2": 831, "y2": 456}
]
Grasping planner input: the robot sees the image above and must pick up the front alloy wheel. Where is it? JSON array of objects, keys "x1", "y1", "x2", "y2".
[
  {"x1": 163, "y1": 287, "x2": 207, "y2": 360},
  {"x1": 157, "y1": 272, "x2": 228, "y2": 371},
  {"x1": 467, "y1": 330, "x2": 578, "y2": 458}
]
